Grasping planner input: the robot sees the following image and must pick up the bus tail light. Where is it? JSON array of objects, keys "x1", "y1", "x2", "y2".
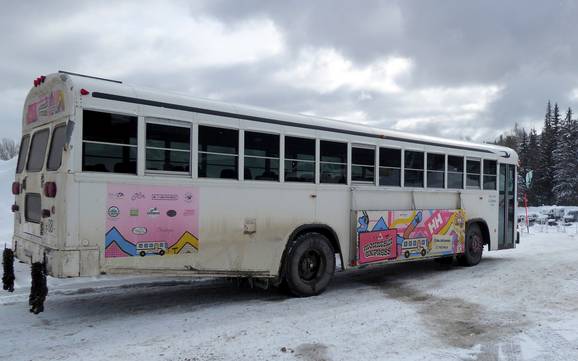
[
  {"x1": 80, "y1": 88, "x2": 90, "y2": 96},
  {"x1": 44, "y1": 182, "x2": 57, "y2": 198},
  {"x1": 11, "y1": 204, "x2": 19, "y2": 212},
  {"x1": 12, "y1": 182, "x2": 21, "y2": 195}
]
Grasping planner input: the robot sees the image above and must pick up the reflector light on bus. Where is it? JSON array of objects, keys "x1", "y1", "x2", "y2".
[
  {"x1": 80, "y1": 88, "x2": 90, "y2": 95},
  {"x1": 33, "y1": 76, "x2": 46, "y2": 87},
  {"x1": 12, "y1": 182, "x2": 20, "y2": 195},
  {"x1": 44, "y1": 182, "x2": 57, "y2": 198},
  {"x1": 42, "y1": 209, "x2": 51, "y2": 218},
  {"x1": 11, "y1": 204, "x2": 19, "y2": 212}
]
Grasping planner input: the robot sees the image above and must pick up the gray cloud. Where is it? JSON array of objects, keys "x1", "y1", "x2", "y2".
[{"x1": 1, "y1": 0, "x2": 577, "y2": 143}]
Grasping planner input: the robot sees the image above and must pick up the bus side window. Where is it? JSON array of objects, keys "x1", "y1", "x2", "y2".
[
  {"x1": 82, "y1": 110, "x2": 138, "y2": 174},
  {"x1": 320, "y1": 140, "x2": 347, "y2": 184},
  {"x1": 404, "y1": 150, "x2": 424, "y2": 188},
  {"x1": 16, "y1": 135, "x2": 30, "y2": 174},
  {"x1": 483, "y1": 159, "x2": 497, "y2": 190},
  {"x1": 198, "y1": 126, "x2": 239, "y2": 179},
  {"x1": 145, "y1": 122, "x2": 191, "y2": 173},
  {"x1": 466, "y1": 158, "x2": 481, "y2": 189},
  {"x1": 47, "y1": 124, "x2": 67, "y2": 171},
  {"x1": 379, "y1": 147, "x2": 401, "y2": 187},
  {"x1": 447, "y1": 155, "x2": 464, "y2": 189},
  {"x1": 351, "y1": 146, "x2": 375, "y2": 183},
  {"x1": 285, "y1": 136, "x2": 315, "y2": 183},
  {"x1": 244, "y1": 131, "x2": 280, "y2": 181},
  {"x1": 427, "y1": 153, "x2": 445, "y2": 188}
]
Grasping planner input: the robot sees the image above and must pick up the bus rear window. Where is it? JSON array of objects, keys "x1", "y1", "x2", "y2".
[
  {"x1": 16, "y1": 135, "x2": 30, "y2": 174},
  {"x1": 26, "y1": 129, "x2": 50, "y2": 172},
  {"x1": 47, "y1": 124, "x2": 67, "y2": 171}
]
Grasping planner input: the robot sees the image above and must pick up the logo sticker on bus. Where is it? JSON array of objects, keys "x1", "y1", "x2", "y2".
[
  {"x1": 108, "y1": 206, "x2": 120, "y2": 218},
  {"x1": 147, "y1": 207, "x2": 160, "y2": 217},
  {"x1": 151, "y1": 193, "x2": 178, "y2": 201},
  {"x1": 131, "y1": 192, "x2": 145, "y2": 201},
  {"x1": 184, "y1": 192, "x2": 193, "y2": 203},
  {"x1": 166, "y1": 210, "x2": 177, "y2": 217},
  {"x1": 132, "y1": 227, "x2": 147, "y2": 235}
]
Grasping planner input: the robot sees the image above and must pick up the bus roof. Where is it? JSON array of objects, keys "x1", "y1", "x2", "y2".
[{"x1": 25, "y1": 71, "x2": 518, "y2": 161}]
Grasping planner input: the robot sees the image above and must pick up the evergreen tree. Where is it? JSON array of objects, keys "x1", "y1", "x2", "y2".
[
  {"x1": 552, "y1": 108, "x2": 575, "y2": 204},
  {"x1": 533, "y1": 102, "x2": 556, "y2": 205},
  {"x1": 517, "y1": 128, "x2": 530, "y2": 201},
  {"x1": 526, "y1": 128, "x2": 541, "y2": 206}
]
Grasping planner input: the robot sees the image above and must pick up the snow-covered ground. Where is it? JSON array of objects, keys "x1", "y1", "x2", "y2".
[
  {"x1": 0, "y1": 158, "x2": 16, "y2": 245},
  {"x1": 2, "y1": 157, "x2": 578, "y2": 361},
  {"x1": 0, "y1": 224, "x2": 577, "y2": 360}
]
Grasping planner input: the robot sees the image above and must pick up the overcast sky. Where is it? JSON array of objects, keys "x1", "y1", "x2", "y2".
[{"x1": 2, "y1": 0, "x2": 578, "y2": 142}]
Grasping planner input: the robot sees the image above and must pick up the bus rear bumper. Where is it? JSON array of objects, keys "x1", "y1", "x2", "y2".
[{"x1": 12, "y1": 235, "x2": 100, "y2": 278}]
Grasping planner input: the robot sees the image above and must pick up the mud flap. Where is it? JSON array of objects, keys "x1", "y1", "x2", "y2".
[
  {"x1": 29, "y1": 262, "x2": 48, "y2": 314},
  {"x1": 2, "y1": 248, "x2": 15, "y2": 292}
]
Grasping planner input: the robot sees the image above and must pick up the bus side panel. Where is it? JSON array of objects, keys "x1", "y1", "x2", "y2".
[
  {"x1": 461, "y1": 192, "x2": 499, "y2": 249},
  {"x1": 77, "y1": 179, "x2": 317, "y2": 276}
]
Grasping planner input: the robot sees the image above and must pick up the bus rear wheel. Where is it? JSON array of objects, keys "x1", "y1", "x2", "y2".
[
  {"x1": 458, "y1": 223, "x2": 484, "y2": 266},
  {"x1": 285, "y1": 232, "x2": 335, "y2": 297}
]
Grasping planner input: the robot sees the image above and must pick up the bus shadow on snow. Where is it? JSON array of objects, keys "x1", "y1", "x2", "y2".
[{"x1": 39, "y1": 256, "x2": 511, "y2": 320}]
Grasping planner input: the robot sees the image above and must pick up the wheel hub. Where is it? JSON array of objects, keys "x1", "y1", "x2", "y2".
[
  {"x1": 469, "y1": 233, "x2": 483, "y2": 255},
  {"x1": 298, "y1": 250, "x2": 323, "y2": 281}
]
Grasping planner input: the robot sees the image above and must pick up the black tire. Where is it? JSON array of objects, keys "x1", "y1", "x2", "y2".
[
  {"x1": 458, "y1": 223, "x2": 484, "y2": 266},
  {"x1": 284, "y1": 232, "x2": 335, "y2": 297},
  {"x1": 139, "y1": 251, "x2": 146, "y2": 257},
  {"x1": 404, "y1": 250, "x2": 410, "y2": 258},
  {"x1": 159, "y1": 250, "x2": 165, "y2": 256}
]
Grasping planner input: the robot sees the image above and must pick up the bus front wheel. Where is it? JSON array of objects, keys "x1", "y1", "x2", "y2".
[
  {"x1": 284, "y1": 232, "x2": 335, "y2": 297},
  {"x1": 458, "y1": 223, "x2": 484, "y2": 266}
]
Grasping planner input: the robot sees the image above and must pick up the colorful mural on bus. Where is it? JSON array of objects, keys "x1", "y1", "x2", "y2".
[
  {"x1": 104, "y1": 184, "x2": 199, "y2": 258},
  {"x1": 356, "y1": 209, "x2": 465, "y2": 265}
]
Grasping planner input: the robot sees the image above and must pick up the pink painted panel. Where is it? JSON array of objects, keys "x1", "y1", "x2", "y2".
[{"x1": 105, "y1": 184, "x2": 199, "y2": 258}]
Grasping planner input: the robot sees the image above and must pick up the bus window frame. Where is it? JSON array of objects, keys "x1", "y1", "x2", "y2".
[
  {"x1": 351, "y1": 143, "x2": 376, "y2": 185},
  {"x1": 197, "y1": 123, "x2": 240, "y2": 180},
  {"x1": 144, "y1": 118, "x2": 192, "y2": 176},
  {"x1": 466, "y1": 157, "x2": 482, "y2": 189},
  {"x1": 16, "y1": 134, "x2": 31, "y2": 174},
  {"x1": 46, "y1": 122, "x2": 68, "y2": 171},
  {"x1": 283, "y1": 133, "x2": 317, "y2": 184},
  {"x1": 319, "y1": 138, "x2": 349, "y2": 185},
  {"x1": 378, "y1": 145, "x2": 402, "y2": 188},
  {"x1": 26, "y1": 128, "x2": 51, "y2": 173},
  {"x1": 403, "y1": 148, "x2": 425, "y2": 188},
  {"x1": 80, "y1": 108, "x2": 139, "y2": 174},
  {"x1": 242, "y1": 128, "x2": 281, "y2": 182},
  {"x1": 447, "y1": 154, "x2": 465, "y2": 190}
]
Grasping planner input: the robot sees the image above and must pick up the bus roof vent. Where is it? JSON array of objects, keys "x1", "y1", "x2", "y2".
[{"x1": 58, "y1": 70, "x2": 122, "y2": 84}]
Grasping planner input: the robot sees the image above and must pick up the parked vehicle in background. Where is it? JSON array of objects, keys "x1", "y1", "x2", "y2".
[
  {"x1": 545, "y1": 207, "x2": 565, "y2": 221},
  {"x1": 564, "y1": 210, "x2": 578, "y2": 223}
]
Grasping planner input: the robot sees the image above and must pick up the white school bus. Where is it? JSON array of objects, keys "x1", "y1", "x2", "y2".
[{"x1": 8, "y1": 71, "x2": 518, "y2": 301}]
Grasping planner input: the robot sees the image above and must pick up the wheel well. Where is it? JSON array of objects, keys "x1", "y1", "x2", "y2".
[
  {"x1": 467, "y1": 219, "x2": 490, "y2": 246},
  {"x1": 278, "y1": 224, "x2": 344, "y2": 279}
]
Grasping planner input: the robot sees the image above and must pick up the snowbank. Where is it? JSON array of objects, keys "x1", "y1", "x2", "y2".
[{"x1": 0, "y1": 158, "x2": 16, "y2": 246}]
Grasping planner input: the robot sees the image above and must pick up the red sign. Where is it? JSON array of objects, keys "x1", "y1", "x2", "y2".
[{"x1": 358, "y1": 229, "x2": 398, "y2": 264}]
